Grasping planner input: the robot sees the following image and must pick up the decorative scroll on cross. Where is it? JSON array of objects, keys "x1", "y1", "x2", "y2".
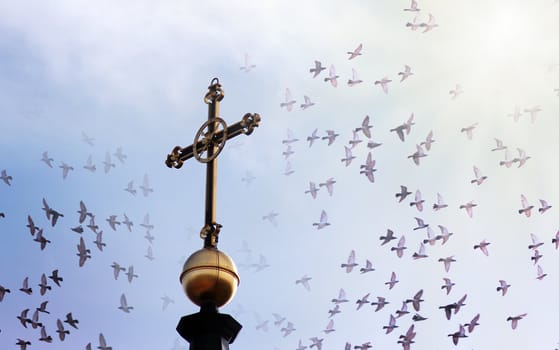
[{"x1": 166, "y1": 78, "x2": 261, "y2": 248}]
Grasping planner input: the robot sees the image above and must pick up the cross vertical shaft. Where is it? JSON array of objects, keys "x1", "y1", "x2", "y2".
[{"x1": 205, "y1": 94, "x2": 219, "y2": 237}]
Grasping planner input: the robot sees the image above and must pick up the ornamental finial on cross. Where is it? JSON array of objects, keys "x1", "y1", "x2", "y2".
[{"x1": 165, "y1": 78, "x2": 261, "y2": 248}]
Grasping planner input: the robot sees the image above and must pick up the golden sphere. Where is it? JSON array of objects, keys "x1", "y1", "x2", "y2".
[{"x1": 180, "y1": 247, "x2": 239, "y2": 308}]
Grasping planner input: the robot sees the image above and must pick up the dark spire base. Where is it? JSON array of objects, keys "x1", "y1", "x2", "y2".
[{"x1": 177, "y1": 303, "x2": 242, "y2": 350}]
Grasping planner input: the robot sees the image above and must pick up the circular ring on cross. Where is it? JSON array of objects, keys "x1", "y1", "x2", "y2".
[{"x1": 193, "y1": 117, "x2": 228, "y2": 163}]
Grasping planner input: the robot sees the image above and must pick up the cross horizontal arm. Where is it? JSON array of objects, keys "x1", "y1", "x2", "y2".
[{"x1": 166, "y1": 113, "x2": 261, "y2": 169}]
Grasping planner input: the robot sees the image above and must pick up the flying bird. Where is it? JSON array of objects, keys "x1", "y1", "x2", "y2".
[
  {"x1": 17, "y1": 309, "x2": 31, "y2": 328},
  {"x1": 309, "y1": 337, "x2": 323, "y2": 350},
  {"x1": 16, "y1": 339, "x2": 31, "y2": 350},
  {"x1": 405, "y1": 289, "x2": 424, "y2": 311},
  {"x1": 465, "y1": 313, "x2": 480, "y2": 333},
  {"x1": 513, "y1": 148, "x2": 531, "y2": 167},
  {"x1": 300, "y1": 95, "x2": 315, "y2": 110},
  {"x1": 348, "y1": 130, "x2": 362, "y2": 149},
  {"x1": 121, "y1": 213, "x2": 133, "y2": 232},
  {"x1": 93, "y1": 231, "x2": 106, "y2": 251},
  {"x1": 536, "y1": 264, "x2": 547, "y2": 280},
  {"x1": 33, "y1": 229, "x2": 51, "y2": 250},
  {"x1": 103, "y1": 151, "x2": 115, "y2": 174},
  {"x1": 413, "y1": 217, "x2": 428, "y2": 230},
  {"x1": 106, "y1": 215, "x2": 121, "y2": 231},
  {"x1": 403, "y1": 0, "x2": 420, "y2": 11},
  {"x1": 360, "y1": 259, "x2": 375, "y2": 273},
  {"x1": 507, "y1": 313, "x2": 527, "y2": 329},
  {"x1": 19, "y1": 277, "x2": 32, "y2": 295},
  {"x1": 318, "y1": 178, "x2": 336, "y2": 196},
  {"x1": 471, "y1": 166, "x2": 487, "y2": 185},
  {"x1": 538, "y1": 199, "x2": 552, "y2": 214},
  {"x1": 448, "y1": 325, "x2": 467, "y2": 345},
  {"x1": 0, "y1": 284, "x2": 10, "y2": 302},
  {"x1": 59, "y1": 162, "x2": 74, "y2": 179},
  {"x1": 124, "y1": 180, "x2": 137, "y2": 195},
  {"x1": 295, "y1": 275, "x2": 312, "y2": 291},
  {"x1": 391, "y1": 236, "x2": 407, "y2": 258},
  {"x1": 383, "y1": 314, "x2": 398, "y2": 334},
  {"x1": 406, "y1": 16, "x2": 421, "y2": 31},
  {"x1": 126, "y1": 265, "x2": 139, "y2": 283},
  {"x1": 64, "y1": 312, "x2": 79, "y2": 329},
  {"x1": 309, "y1": 60, "x2": 326, "y2": 78},
  {"x1": 420, "y1": 13, "x2": 439, "y2": 33},
  {"x1": 460, "y1": 122, "x2": 478, "y2": 140},
  {"x1": 40, "y1": 151, "x2": 54, "y2": 168},
  {"x1": 438, "y1": 256, "x2": 456, "y2": 273},
  {"x1": 410, "y1": 190, "x2": 425, "y2": 211},
  {"x1": 492, "y1": 138, "x2": 507, "y2": 151},
  {"x1": 38, "y1": 326, "x2": 53, "y2": 343},
  {"x1": 140, "y1": 213, "x2": 154, "y2": 230},
  {"x1": 398, "y1": 65, "x2": 414, "y2": 82},
  {"x1": 313, "y1": 210, "x2": 330, "y2": 229},
  {"x1": 140, "y1": 174, "x2": 154, "y2": 197},
  {"x1": 331, "y1": 288, "x2": 349, "y2": 304},
  {"x1": 56, "y1": 319, "x2": 69, "y2": 341},
  {"x1": 347, "y1": 43, "x2": 363, "y2": 59},
  {"x1": 473, "y1": 240, "x2": 491, "y2": 256},
  {"x1": 306, "y1": 129, "x2": 320, "y2": 147},
  {"x1": 371, "y1": 296, "x2": 389, "y2": 312},
  {"x1": 38, "y1": 273, "x2": 51, "y2": 296},
  {"x1": 408, "y1": 144, "x2": 427, "y2": 165},
  {"x1": 356, "y1": 293, "x2": 370, "y2": 310},
  {"x1": 161, "y1": 295, "x2": 175, "y2": 311},
  {"x1": 81, "y1": 131, "x2": 95, "y2": 146},
  {"x1": 459, "y1": 201, "x2": 477, "y2": 218},
  {"x1": 77, "y1": 200, "x2": 91, "y2": 224},
  {"x1": 449, "y1": 84, "x2": 463, "y2": 99},
  {"x1": 347, "y1": 68, "x2": 363, "y2": 86},
  {"x1": 395, "y1": 186, "x2": 412, "y2": 203},
  {"x1": 111, "y1": 262, "x2": 126, "y2": 280},
  {"x1": 282, "y1": 145, "x2": 294, "y2": 159},
  {"x1": 323, "y1": 319, "x2": 335, "y2": 333},
  {"x1": 262, "y1": 211, "x2": 279, "y2": 226},
  {"x1": 113, "y1": 147, "x2": 127, "y2": 163},
  {"x1": 280, "y1": 88, "x2": 297, "y2": 111},
  {"x1": 341, "y1": 250, "x2": 358, "y2": 273},
  {"x1": 324, "y1": 65, "x2": 339, "y2": 87},
  {"x1": 281, "y1": 322, "x2": 296, "y2": 337},
  {"x1": 240, "y1": 53, "x2": 256, "y2": 72},
  {"x1": 322, "y1": 130, "x2": 339, "y2": 146},
  {"x1": 412, "y1": 242, "x2": 428, "y2": 259},
  {"x1": 523, "y1": 106, "x2": 542, "y2": 123},
  {"x1": 341, "y1": 146, "x2": 355, "y2": 166},
  {"x1": 519, "y1": 194, "x2": 533, "y2": 217},
  {"x1": 83, "y1": 155, "x2": 96, "y2": 172},
  {"x1": 118, "y1": 293, "x2": 134, "y2": 313},
  {"x1": 355, "y1": 115, "x2": 372, "y2": 138},
  {"x1": 145, "y1": 245, "x2": 155, "y2": 261},
  {"x1": 395, "y1": 301, "x2": 410, "y2": 318},
  {"x1": 441, "y1": 278, "x2": 455, "y2": 295},
  {"x1": 77, "y1": 237, "x2": 91, "y2": 267},
  {"x1": 98, "y1": 333, "x2": 112, "y2": 350},
  {"x1": 390, "y1": 114, "x2": 415, "y2": 141},
  {"x1": 433, "y1": 192, "x2": 448, "y2": 211},
  {"x1": 374, "y1": 77, "x2": 392, "y2": 94},
  {"x1": 283, "y1": 161, "x2": 295, "y2": 176},
  {"x1": 497, "y1": 280, "x2": 511, "y2": 296},
  {"x1": 327, "y1": 308, "x2": 340, "y2": 320}
]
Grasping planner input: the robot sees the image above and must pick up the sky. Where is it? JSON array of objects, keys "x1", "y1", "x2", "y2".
[{"x1": 1, "y1": 0, "x2": 559, "y2": 349}]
